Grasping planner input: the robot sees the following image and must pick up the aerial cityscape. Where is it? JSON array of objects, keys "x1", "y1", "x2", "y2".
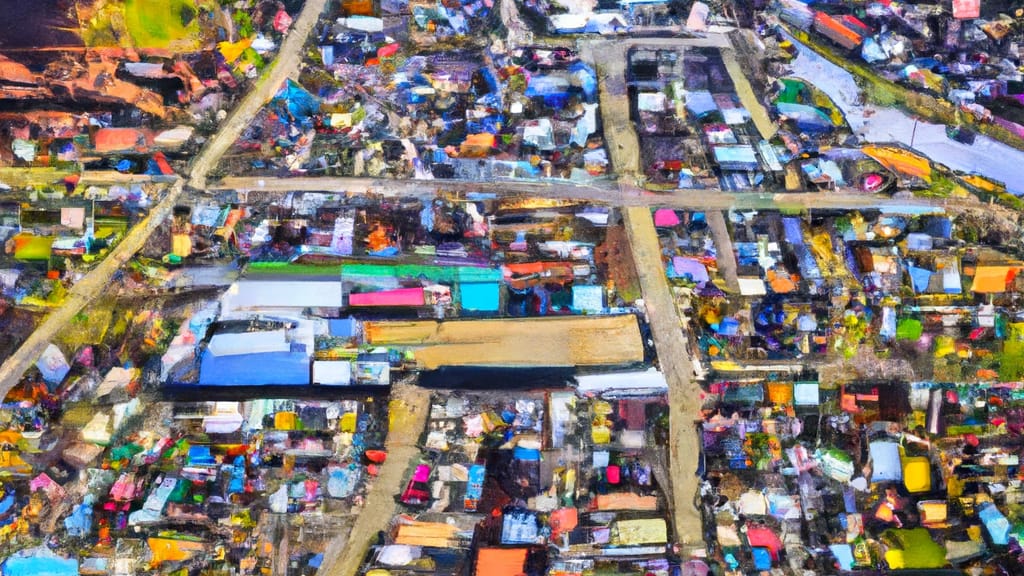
[{"x1": 0, "y1": 0, "x2": 1023, "y2": 574}]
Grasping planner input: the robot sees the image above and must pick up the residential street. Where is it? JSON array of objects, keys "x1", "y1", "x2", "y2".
[{"x1": 0, "y1": 0, "x2": 331, "y2": 395}]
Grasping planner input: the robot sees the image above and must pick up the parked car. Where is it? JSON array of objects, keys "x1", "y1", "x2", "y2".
[{"x1": 400, "y1": 464, "x2": 431, "y2": 505}]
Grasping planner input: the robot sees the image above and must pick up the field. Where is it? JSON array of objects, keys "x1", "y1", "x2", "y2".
[{"x1": 124, "y1": 0, "x2": 199, "y2": 50}]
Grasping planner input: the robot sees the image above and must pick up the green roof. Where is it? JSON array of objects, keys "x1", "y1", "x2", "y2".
[{"x1": 341, "y1": 263, "x2": 502, "y2": 283}]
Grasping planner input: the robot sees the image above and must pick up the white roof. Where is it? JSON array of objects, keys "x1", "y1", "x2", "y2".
[
  {"x1": 549, "y1": 13, "x2": 589, "y2": 30},
  {"x1": 313, "y1": 361, "x2": 353, "y2": 385},
  {"x1": 221, "y1": 280, "x2": 342, "y2": 313},
  {"x1": 208, "y1": 330, "x2": 291, "y2": 356},
  {"x1": 738, "y1": 278, "x2": 767, "y2": 296},
  {"x1": 337, "y1": 16, "x2": 384, "y2": 32},
  {"x1": 576, "y1": 368, "x2": 668, "y2": 394}
]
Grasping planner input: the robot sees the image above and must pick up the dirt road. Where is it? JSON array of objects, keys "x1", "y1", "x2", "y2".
[
  {"x1": 498, "y1": 0, "x2": 533, "y2": 47},
  {"x1": 0, "y1": 0, "x2": 330, "y2": 394},
  {"x1": 622, "y1": 206, "x2": 703, "y2": 542},
  {"x1": 210, "y1": 175, "x2": 949, "y2": 212},
  {"x1": 0, "y1": 179, "x2": 183, "y2": 393},
  {"x1": 578, "y1": 38, "x2": 640, "y2": 177},
  {"x1": 706, "y1": 210, "x2": 739, "y2": 293},
  {"x1": 720, "y1": 31, "x2": 777, "y2": 141},
  {"x1": 189, "y1": 0, "x2": 330, "y2": 190},
  {"x1": 318, "y1": 384, "x2": 431, "y2": 576}
]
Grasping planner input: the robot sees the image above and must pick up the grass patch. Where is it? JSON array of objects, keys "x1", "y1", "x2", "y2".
[
  {"x1": 124, "y1": 0, "x2": 200, "y2": 50},
  {"x1": 247, "y1": 262, "x2": 344, "y2": 276}
]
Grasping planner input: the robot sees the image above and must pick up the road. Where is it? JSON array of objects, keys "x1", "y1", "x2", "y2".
[
  {"x1": 706, "y1": 210, "x2": 739, "y2": 293},
  {"x1": 578, "y1": 38, "x2": 641, "y2": 176},
  {"x1": 622, "y1": 206, "x2": 703, "y2": 542},
  {"x1": 189, "y1": 0, "x2": 331, "y2": 191},
  {"x1": 0, "y1": 0, "x2": 331, "y2": 395},
  {"x1": 208, "y1": 174, "x2": 952, "y2": 212},
  {"x1": 206, "y1": 28, "x2": 957, "y2": 215},
  {"x1": 0, "y1": 17, "x2": 977, "y2": 566},
  {"x1": 318, "y1": 384, "x2": 431, "y2": 576},
  {"x1": 499, "y1": 0, "x2": 533, "y2": 47},
  {"x1": 720, "y1": 31, "x2": 777, "y2": 141},
  {"x1": 597, "y1": 32, "x2": 764, "y2": 544}
]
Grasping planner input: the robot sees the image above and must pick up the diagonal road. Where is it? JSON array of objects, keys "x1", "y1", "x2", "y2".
[
  {"x1": 317, "y1": 384, "x2": 431, "y2": 576},
  {"x1": 0, "y1": 0, "x2": 331, "y2": 394},
  {"x1": 623, "y1": 206, "x2": 704, "y2": 542}
]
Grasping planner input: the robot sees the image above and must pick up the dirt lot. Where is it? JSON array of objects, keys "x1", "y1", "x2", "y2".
[{"x1": 364, "y1": 315, "x2": 645, "y2": 369}]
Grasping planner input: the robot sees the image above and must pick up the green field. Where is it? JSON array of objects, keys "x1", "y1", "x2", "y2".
[{"x1": 124, "y1": 0, "x2": 199, "y2": 50}]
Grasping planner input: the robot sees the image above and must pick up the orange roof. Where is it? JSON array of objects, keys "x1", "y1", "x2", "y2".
[
  {"x1": 594, "y1": 492, "x2": 659, "y2": 511},
  {"x1": 394, "y1": 520, "x2": 460, "y2": 547},
  {"x1": 94, "y1": 128, "x2": 149, "y2": 153},
  {"x1": 459, "y1": 133, "x2": 496, "y2": 158},
  {"x1": 766, "y1": 269, "x2": 797, "y2": 294},
  {"x1": 475, "y1": 548, "x2": 528, "y2": 576},
  {"x1": 0, "y1": 56, "x2": 35, "y2": 85},
  {"x1": 972, "y1": 266, "x2": 1017, "y2": 293},
  {"x1": 148, "y1": 537, "x2": 206, "y2": 566},
  {"x1": 862, "y1": 145, "x2": 932, "y2": 183}
]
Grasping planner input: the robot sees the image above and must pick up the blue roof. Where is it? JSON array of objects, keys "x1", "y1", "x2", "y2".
[
  {"x1": 329, "y1": 318, "x2": 359, "y2": 337},
  {"x1": 3, "y1": 549, "x2": 78, "y2": 576},
  {"x1": 461, "y1": 282, "x2": 500, "y2": 312},
  {"x1": 908, "y1": 265, "x2": 933, "y2": 293},
  {"x1": 199, "y1": 348, "x2": 310, "y2": 386}
]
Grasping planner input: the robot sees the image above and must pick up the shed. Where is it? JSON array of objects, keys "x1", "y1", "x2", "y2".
[
  {"x1": 198, "y1": 336, "x2": 310, "y2": 386},
  {"x1": 869, "y1": 440, "x2": 902, "y2": 482},
  {"x1": 576, "y1": 368, "x2": 668, "y2": 394},
  {"x1": 972, "y1": 266, "x2": 1016, "y2": 293},
  {"x1": 571, "y1": 284, "x2": 604, "y2": 313},
  {"x1": 612, "y1": 518, "x2": 667, "y2": 546},
  {"x1": 94, "y1": 128, "x2": 149, "y2": 153},
  {"x1": 313, "y1": 361, "x2": 353, "y2": 385},
  {"x1": 670, "y1": 257, "x2": 710, "y2": 283},
  {"x1": 220, "y1": 280, "x2": 342, "y2": 315},
  {"x1": 395, "y1": 520, "x2": 461, "y2": 547},
  {"x1": 713, "y1": 145, "x2": 759, "y2": 171},
  {"x1": 349, "y1": 287, "x2": 426, "y2": 307}
]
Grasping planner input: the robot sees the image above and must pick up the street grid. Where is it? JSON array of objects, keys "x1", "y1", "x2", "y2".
[{"x1": 0, "y1": 7, "x2": 983, "y2": 571}]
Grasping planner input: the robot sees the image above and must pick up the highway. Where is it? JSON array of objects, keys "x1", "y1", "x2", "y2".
[{"x1": 0, "y1": 0, "x2": 332, "y2": 395}]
